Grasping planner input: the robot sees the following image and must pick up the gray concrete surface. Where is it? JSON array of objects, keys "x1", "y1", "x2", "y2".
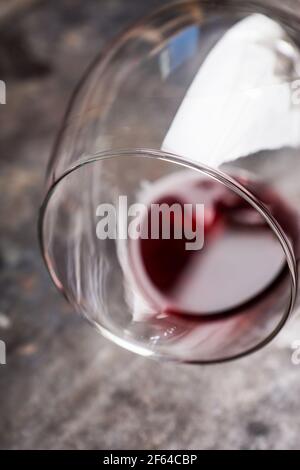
[{"x1": 1, "y1": 0, "x2": 300, "y2": 450}]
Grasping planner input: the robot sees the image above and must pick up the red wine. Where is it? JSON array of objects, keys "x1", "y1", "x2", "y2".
[{"x1": 129, "y1": 171, "x2": 298, "y2": 317}]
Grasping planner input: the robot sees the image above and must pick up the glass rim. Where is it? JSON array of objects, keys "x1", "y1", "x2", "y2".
[{"x1": 38, "y1": 147, "x2": 298, "y2": 364}]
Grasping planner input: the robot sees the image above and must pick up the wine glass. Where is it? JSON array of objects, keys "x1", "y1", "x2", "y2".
[{"x1": 39, "y1": 0, "x2": 300, "y2": 363}]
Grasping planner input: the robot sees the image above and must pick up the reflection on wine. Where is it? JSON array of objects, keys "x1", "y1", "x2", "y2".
[{"x1": 129, "y1": 170, "x2": 298, "y2": 318}]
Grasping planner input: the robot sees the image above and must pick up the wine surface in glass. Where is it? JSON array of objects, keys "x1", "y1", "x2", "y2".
[{"x1": 129, "y1": 171, "x2": 296, "y2": 317}]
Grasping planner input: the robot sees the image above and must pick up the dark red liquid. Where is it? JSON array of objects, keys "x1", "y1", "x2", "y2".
[{"x1": 129, "y1": 171, "x2": 298, "y2": 317}]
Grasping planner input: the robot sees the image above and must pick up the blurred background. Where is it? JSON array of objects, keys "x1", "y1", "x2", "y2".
[{"x1": 1, "y1": 0, "x2": 300, "y2": 450}]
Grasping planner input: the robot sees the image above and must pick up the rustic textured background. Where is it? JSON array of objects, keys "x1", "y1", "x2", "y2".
[{"x1": 1, "y1": 0, "x2": 300, "y2": 450}]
